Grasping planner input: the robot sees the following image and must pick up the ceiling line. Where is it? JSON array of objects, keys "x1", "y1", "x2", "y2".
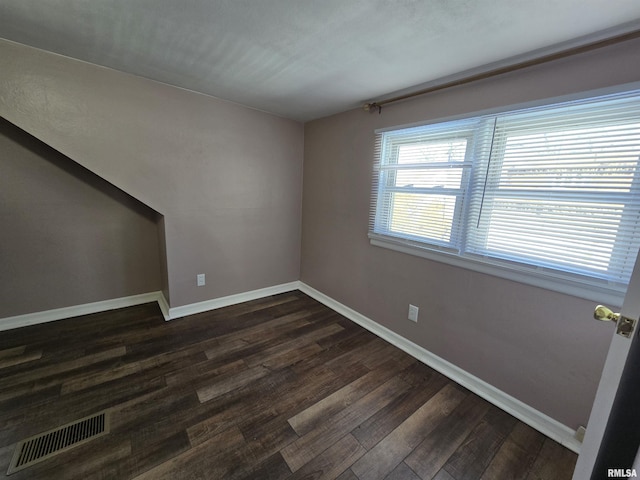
[{"x1": 364, "y1": 28, "x2": 640, "y2": 114}]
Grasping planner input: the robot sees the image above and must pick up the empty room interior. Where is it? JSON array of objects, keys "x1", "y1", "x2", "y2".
[{"x1": 1, "y1": 2, "x2": 640, "y2": 479}]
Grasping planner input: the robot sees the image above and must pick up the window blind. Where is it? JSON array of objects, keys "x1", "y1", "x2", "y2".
[
  {"x1": 371, "y1": 118, "x2": 492, "y2": 251},
  {"x1": 370, "y1": 89, "x2": 640, "y2": 292}
]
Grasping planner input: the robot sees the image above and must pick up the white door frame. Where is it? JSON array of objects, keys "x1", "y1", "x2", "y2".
[{"x1": 573, "y1": 249, "x2": 640, "y2": 478}]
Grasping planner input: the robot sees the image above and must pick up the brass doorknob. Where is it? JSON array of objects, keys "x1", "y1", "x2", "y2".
[{"x1": 594, "y1": 305, "x2": 620, "y2": 322}]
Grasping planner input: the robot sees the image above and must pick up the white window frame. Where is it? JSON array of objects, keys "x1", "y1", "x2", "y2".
[
  {"x1": 374, "y1": 127, "x2": 476, "y2": 252},
  {"x1": 369, "y1": 86, "x2": 640, "y2": 305}
]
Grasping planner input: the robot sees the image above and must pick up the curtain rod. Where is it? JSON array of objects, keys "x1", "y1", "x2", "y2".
[{"x1": 363, "y1": 29, "x2": 640, "y2": 114}]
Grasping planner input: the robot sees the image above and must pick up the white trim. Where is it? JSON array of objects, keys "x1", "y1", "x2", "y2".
[
  {"x1": 0, "y1": 291, "x2": 167, "y2": 332},
  {"x1": 370, "y1": 236, "x2": 625, "y2": 307},
  {"x1": 0, "y1": 282, "x2": 301, "y2": 330},
  {"x1": 298, "y1": 281, "x2": 582, "y2": 454},
  {"x1": 0, "y1": 282, "x2": 302, "y2": 331},
  {"x1": 0, "y1": 280, "x2": 582, "y2": 453},
  {"x1": 156, "y1": 292, "x2": 171, "y2": 321},
  {"x1": 166, "y1": 281, "x2": 301, "y2": 320}
]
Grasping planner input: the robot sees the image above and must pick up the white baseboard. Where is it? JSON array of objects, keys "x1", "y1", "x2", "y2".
[
  {"x1": 0, "y1": 280, "x2": 581, "y2": 453},
  {"x1": 167, "y1": 281, "x2": 301, "y2": 320},
  {"x1": 298, "y1": 281, "x2": 582, "y2": 454},
  {"x1": 157, "y1": 292, "x2": 171, "y2": 321},
  {"x1": 0, "y1": 281, "x2": 301, "y2": 330},
  {"x1": 0, "y1": 291, "x2": 167, "y2": 332}
]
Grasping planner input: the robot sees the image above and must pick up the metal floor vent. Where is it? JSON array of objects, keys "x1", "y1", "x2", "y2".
[{"x1": 7, "y1": 411, "x2": 110, "y2": 475}]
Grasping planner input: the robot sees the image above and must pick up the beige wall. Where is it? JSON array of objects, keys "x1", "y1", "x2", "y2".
[
  {"x1": 301, "y1": 37, "x2": 640, "y2": 429},
  {"x1": 2, "y1": 33, "x2": 639, "y2": 431},
  {"x1": 0, "y1": 39, "x2": 304, "y2": 309},
  {"x1": 0, "y1": 118, "x2": 162, "y2": 318}
]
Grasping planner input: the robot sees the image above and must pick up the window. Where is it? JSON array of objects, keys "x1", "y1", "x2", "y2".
[{"x1": 370, "y1": 90, "x2": 640, "y2": 300}]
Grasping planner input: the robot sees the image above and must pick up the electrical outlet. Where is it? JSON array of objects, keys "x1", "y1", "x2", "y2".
[
  {"x1": 197, "y1": 273, "x2": 205, "y2": 287},
  {"x1": 408, "y1": 304, "x2": 419, "y2": 322}
]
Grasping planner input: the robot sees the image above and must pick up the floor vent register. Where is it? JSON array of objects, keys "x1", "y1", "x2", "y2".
[{"x1": 7, "y1": 411, "x2": 110, "y2": 475}]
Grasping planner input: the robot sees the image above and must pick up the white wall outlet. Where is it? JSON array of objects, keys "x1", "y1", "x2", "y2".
[
  {"x1": 197, "y1": 273, "x2": 205, "y2": 287},
  {"x1": 408, "y1": 304, "x2": 419, "y2": 322}
]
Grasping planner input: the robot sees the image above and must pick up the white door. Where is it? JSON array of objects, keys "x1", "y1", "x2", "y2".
[{"x1": 572, "y1": 250, "x2": 640, "y2": 479}]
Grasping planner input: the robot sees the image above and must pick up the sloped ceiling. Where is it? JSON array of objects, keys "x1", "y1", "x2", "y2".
[{"x1": 1, "y1": 0, "x2": 640, "y2": 121}]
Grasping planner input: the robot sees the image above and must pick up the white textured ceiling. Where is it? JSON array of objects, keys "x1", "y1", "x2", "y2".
[{"x1": 1, "y1": 0, "x2": 640, "y2": 121}]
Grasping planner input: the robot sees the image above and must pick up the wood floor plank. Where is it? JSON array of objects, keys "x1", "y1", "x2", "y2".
[
  {"x1": 350, "y1": 383, "x2": 468, "y2": 480},
  {"x1": 85, "y1": 431, "x2": 191, "y2": 480},
  {"x1": 288, "y1": 433, "x2": 366, "y2": 480},
  {"x1": 351, "y1": 369, "x2": 450, "y2": 450},
  {"x1": 0, "y1": 346, "x2": 128, "y2": 401},
  {"x1": 259, "y1": 342, "x2": 324, "y2": 370},
  {"x1": 384, "y1": 462, "x2": 422, "y2": 480},
  {"x1": 187, "y1": 366, "x2": 335, "y2": 448},
  {"x1": 127, "y1": 381, "x2": 279, "y2": 460},
  {"x1": 120, "y1": 391, "x2": 202, "y2": 451},
  {"x1": 164, "y1": 357, "x2": 247, "y2": 388},
  {"x1": 404, "y1": 394, "x2": 491, "y2": 479},
  {"x1": 0, "y1": 385, "x2": 62, "y2": 423},
  {"x1": 290, "y1": 329, "x2": 377, "y2": 375},
  {"x1": 243, "y1": 418, "x2": 300, "y2": 471},
  {"x1": 124, "y1": 331, "x2": 219, "y2": 359},
  {"x1": 204, "y1": 338, "x2": 251, "y2": 361},
  {"x1": 206, "y1": 309, "x2": 315, "y2": 352},
  {"x1": 0, "y1": 345, "x2": 25, "y2": 359},
  {"x1": 315, "y1": 316, "x2": 365, "y2": 349},
  {"x1": 196, "y1": 364, "x2": 270, "y2": 403},
  {"x1": 0, "y1": 445, "x2": 13, "y2": 477},
  {"x1": 480, "y1": 422, "x2": 545, "y2": 480},
  {"x1": 0, "y1": 292, "x2": 578, "y2": 480},
  {"x1": 131, "y1": 426, "x2": 246, "y2": 480},
  {"x1": 324, "y1": 336, "x2": 389, "y2": 372},
  {"x1": 59, "y1": 347, "x2": 203, "y2": 394},
  {"x1": 130, "y1": 430, "x2": 192, "y2": 472},
  {"x1": 397, "y1": 360, "x2": 436, "y2": 386},
  {"x1": 0, "y1": 349, "x2": 42, "y2": 369},
  {"x1": 257, "y1": 364, "x2": 367, "y2": 427},
  {"x1": 336, "y1": 469, "x2": 360, "y2": 480},
  {"x1": 525, "y1": 438, "x2": 578, "y2": 480},
  {"x1": 233, "y1": 452, "x2": 292, "y2": 480},
  {"x1": 434, "y1": 469, "x2": 458, "y2": 480},
  {"x1": 288, "y1": 359, "x2": 410, "y2": 436},
  {"x1": 243, "y1": 323, "x2": 344, "y2": 368},
  {"x1": 237, "y1": 364, "x2": 376, "y2": 463},
  {"x1": 443, "y1": 405, "x2": 519, "y2": 480},
  {"x1": 362, "y1": 341, "x2": 415, "y2": 370},
  {"x1": 199, "y1": 308, "x2": 318, "y2": 366},
  {"x1": 281, "y1": 376, "x2": 411, "y2": 472}
]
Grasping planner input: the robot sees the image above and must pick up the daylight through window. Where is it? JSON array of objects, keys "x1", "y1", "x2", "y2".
[{"x1": 370, "y1": 90, "x2": 640, "y2": 296}]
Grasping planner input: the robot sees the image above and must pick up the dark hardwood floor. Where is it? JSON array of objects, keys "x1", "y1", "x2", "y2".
[{"x1": 0, "y1": 291, "x2": 577, "y2": 479}]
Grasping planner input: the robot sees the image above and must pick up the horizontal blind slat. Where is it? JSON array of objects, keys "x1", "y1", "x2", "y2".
[{"x1": 371, "y1": 89, "x2": 640, "y2": 287}]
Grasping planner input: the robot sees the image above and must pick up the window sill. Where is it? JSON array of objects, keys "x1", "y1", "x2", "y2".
[{"x1": 369, "y1": 233, "x2": 626, "y2": 306}]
